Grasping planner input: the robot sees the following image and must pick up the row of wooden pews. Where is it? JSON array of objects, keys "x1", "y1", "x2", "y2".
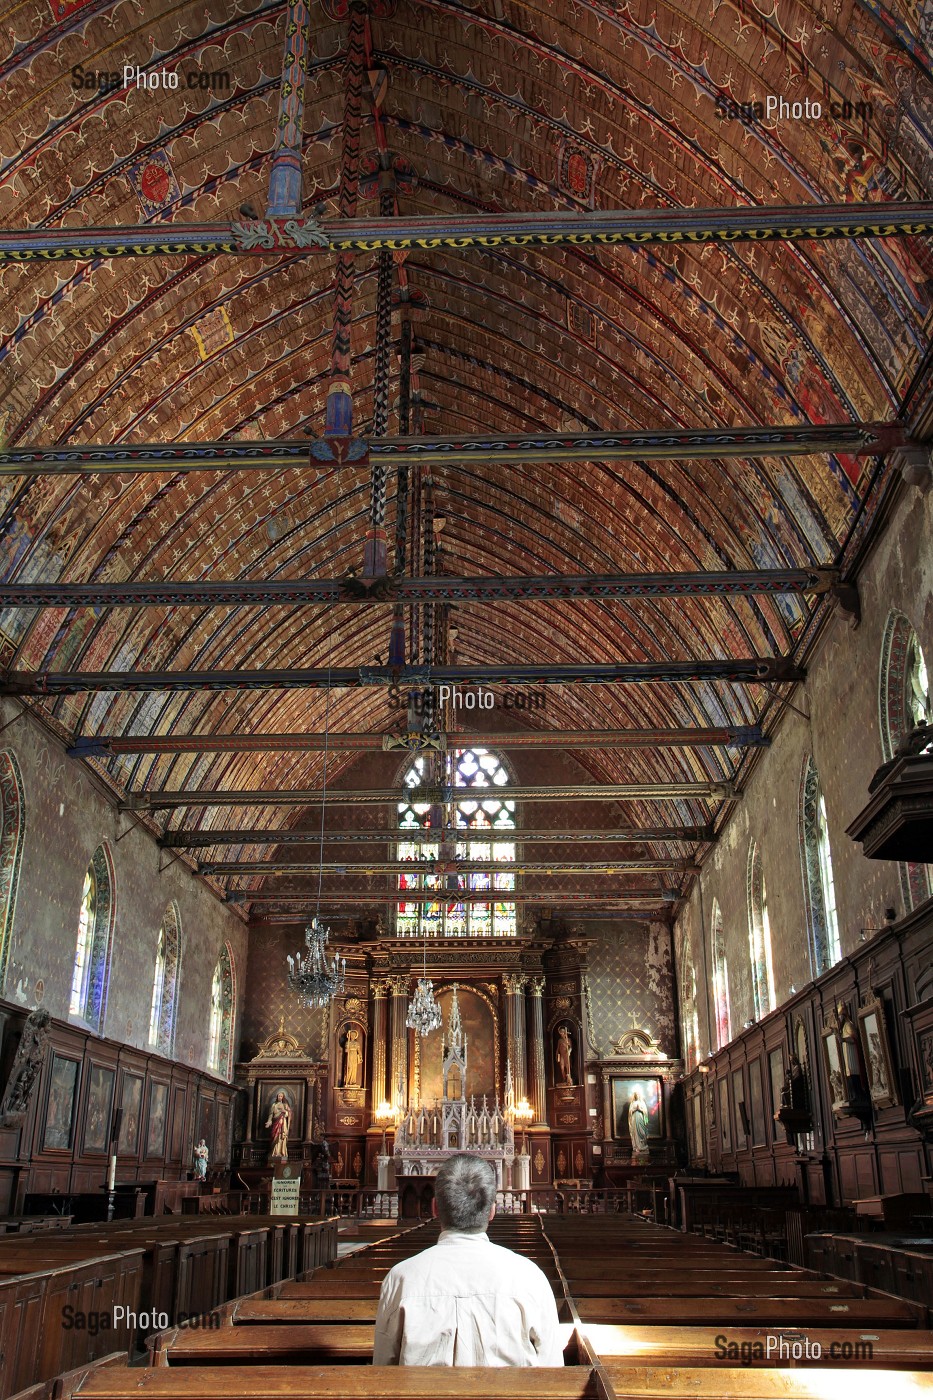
[
  {"x1": 50, "y1": 1206, "x2": 932, "y2": 1400},
  {"x1": 543, "y1": 1213, "x2": 933, "y2": 1374},
  {"x1": 0, "y1": 1214, "x2": 337, "y2": 1400}
]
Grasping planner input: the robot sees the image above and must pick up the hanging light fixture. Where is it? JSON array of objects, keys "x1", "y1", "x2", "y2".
[
  {"x1": 406, "y1": 914, "x2": 442, "y2": 1036},
  {"x1": 287, "y1": 674, "x2": 346, "y2": 1009}
]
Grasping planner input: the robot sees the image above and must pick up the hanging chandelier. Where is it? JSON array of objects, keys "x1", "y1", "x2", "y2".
[
  {"x1": 406, "y1": 915, "x2": 442, "y2": 1036},
  {"x1": 286, "y1": 671, "x2": 345, "y2": 1010},
  {"x1": 287, "y1": 917, "x2": 346, "y2": 1009}
]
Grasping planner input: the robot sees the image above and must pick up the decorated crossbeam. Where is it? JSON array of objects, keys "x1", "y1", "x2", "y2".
[
  {"x1": 1, "y1": 204, "x2": 931, "y2": 263},
  {"x1": 1, "y1": 658, "x2": 802, "y2": 696},
  {"x1": 122, "y1": 780, "x2": 735, "y2": 810},
  {"x1": 226, "y1": 889, "x2": 671, "y2": 906},
  {"x1": 69, "y1": 725, "x2": 766, "y2": 757},
  {"x1": 158, "y1": 824, "x2": 715, "y2": 847},
  {"x1": 199, "y1": 858, "x2": 700, "y2": 876},
  {"x1": 0, "y1": 575, "x2": 832, "y2": 608},
  {"x1": 0, "y1": 425, "x2": 903, "y2": 476}
]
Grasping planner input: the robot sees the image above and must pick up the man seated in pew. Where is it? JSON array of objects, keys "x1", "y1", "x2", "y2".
[{"x1": 373, "y1": 1154, "x2": 562, "y2": 1368}]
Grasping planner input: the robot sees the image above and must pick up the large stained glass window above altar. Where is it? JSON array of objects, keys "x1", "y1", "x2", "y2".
[{"x1": 397, "y1": 747, "x2": 517, "y2": 938}]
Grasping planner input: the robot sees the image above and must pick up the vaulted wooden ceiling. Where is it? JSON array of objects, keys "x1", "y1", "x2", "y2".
[{"x1": 0, "y1": 0, "x2": 931, "y2": 920}]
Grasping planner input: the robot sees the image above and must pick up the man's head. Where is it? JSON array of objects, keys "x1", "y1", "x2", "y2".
[{"x1": 433, "y1": 1153, "x2": 497, "y2": 1233}]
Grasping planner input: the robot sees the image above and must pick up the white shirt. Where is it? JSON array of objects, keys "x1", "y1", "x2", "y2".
[{"x1": 373, "y1": 1229, "x2": 563, "y2": 1367}]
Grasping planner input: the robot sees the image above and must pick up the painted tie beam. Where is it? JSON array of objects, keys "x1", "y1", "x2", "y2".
[{"x1": 1, "y1": 202, "x2": 932, "y2": 262}]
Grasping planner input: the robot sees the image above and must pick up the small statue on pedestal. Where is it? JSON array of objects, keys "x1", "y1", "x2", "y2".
[{"x1": 194, "y1": 1139, "x2": 209, "y2": 1181}]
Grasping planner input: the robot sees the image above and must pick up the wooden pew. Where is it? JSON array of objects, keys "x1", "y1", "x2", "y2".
[
  {"x1": 601, "y1": 1365, "x2": 933, "y2": 1394},
  {"x1": 65, "y1": 1364, "x2": 601, "y2": 1400},
  {"x1": 148, "y1": 1323, "x2": 378, "y2": 1366},
  {"x1": 0, "y1": 1249, "x2": 143, "y2": 1398},
  {"x1": 573, "y1": 1296, "x2": 922, "y2": 1327},
  {"x1": 581, "y1": 1323, "x2": 933, "y2": 1370}
]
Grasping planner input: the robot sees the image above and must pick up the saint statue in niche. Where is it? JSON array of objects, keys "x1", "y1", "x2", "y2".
[
  {"x1": 555, "y1": 1024, "x2": 574, "y2": 1086},
  {"x1": 265, "y1": 1091, "x2": 292, "y2": 1161},
  {"x1": 194, "y1": 1139, "x2": 209, "y2": 1181},
  {"x1": 628, "y1": 1089, "x2": 650, "y2": 1163},
  {"x1": 341, "y1": 1026, "x2": 363, "y2": 1088}
]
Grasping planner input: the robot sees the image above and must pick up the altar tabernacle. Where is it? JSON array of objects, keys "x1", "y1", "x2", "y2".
[{"x1": 393, "y1": 985, "x2": 517, "y2": 1187}]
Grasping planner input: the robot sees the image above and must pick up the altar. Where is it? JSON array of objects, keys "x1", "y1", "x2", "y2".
[{"x1": 393, "y1": 985, "x2": 516, "y2": 1188}]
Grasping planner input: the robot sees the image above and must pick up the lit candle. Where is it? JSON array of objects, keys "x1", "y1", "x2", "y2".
[{"x1": 107, "y1": 1154, "x2": 116, "y2": 1191}]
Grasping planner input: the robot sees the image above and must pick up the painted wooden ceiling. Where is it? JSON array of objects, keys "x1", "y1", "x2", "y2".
[{"x1": 0, "y1": 0, "x2": 931, "y2": 913}]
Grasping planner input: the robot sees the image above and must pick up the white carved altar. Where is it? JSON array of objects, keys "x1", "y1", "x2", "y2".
[{"x1": 394, "y1": 984, "x2": 515, "y2": 1185}]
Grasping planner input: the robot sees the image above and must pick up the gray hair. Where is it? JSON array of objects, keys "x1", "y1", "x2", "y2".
[{"x1": 434, "y1": 1154, "x2": 496, "y2": 1232}]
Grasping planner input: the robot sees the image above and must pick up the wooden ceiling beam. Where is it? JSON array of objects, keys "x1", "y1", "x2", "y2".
[
  {"x1": 0, "y1": 425, "x2": 902, "y2": 476},
  {"x1": 1, "y1": 202, "x2": 931, "y2": 263},
  {"x1": 69, "y1": 726, "x2": 766, "y2": 756}
]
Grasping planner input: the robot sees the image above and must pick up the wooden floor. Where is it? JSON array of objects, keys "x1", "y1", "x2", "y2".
[{"x1": 47, "y1": 1213, "x2": 933, "y2": 1400}]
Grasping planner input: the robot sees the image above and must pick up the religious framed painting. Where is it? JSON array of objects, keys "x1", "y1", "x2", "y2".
[
  {"x1": 718, "y1": 1076, "x2": 732, "y2": 1153},
  {"x1": 731, "y1": 1067, "x2": 747, "y2": 1141},
  {"x1": 43, "y1": 1054, "x2": 79, "y2": 1150},
  {"x1": 118, "y1": 1072, "x2": 143, "y2": 1154},
  {"x1": 768, "y1": 1046, "x2": 786, "y2": 1118},
  {"x1": 609, "y1": 1076, "x2": 663, "y2": 1140},
  {"x1": 258, "y1": 1080, "x2": 304, "y2": 1154},
  {"x1": 197, "y1": 1093, "x2": 214, "y2": 1150},
  {"x1": 747, "y1": 1058, "x2": 767, "y2": 1145},
  {"x1": 689, "y1": 1090, "x2": 705, "y2": 1161},
  {"x1": 821, "y1": 1022, "x2": 847, "y2": 1112},
  {"x1": 83, "y1": 1063, "x2": 115, "y2": 1154},
  {"x1": 170, "y1": 1085, "x2": 187, "y2": 1162},
  {"x1": 857, "y1": 997, "x2": 898, "y2": 1109},
  {"x1": 146, "y1": 1081, "x2": 169, "y2": 1158}
]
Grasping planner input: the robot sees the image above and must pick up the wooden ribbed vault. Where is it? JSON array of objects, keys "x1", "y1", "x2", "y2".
[{"x1": 1, "y1": 0, "x2": 931, "y2": 920}]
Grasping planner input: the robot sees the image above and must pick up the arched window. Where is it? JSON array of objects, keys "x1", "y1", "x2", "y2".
[
  {"x1": 69, "y1": 845, "x2": 115, "y2": 1032},
  {"x1": 148, "y1": 903, "x2": 181, "y2": 1055},
  {"x1": 680, "y1": 941, "x2": 701, "y2": 1068},
  {"x1": 710, "y1": 899, "x2": 731, "y2": 1049},
  {"x1": 879, "y1": 612, "x2": 932, "y2": 910},
  {"x1": 207, "y1": 942, "x2": 235, "y2": 1078},
  {"x1": 800, "y1": 757, "x2": 841, "y2": 976},
  {"x1": 0, "y1": 749, "x2": 25, "y2": 995},
  {"x1": 396, "y1": 746, "x2": 516, "y2": 937},
  {"x1": 747, "y1": 840, "x2": 775, "y2": 1020}
]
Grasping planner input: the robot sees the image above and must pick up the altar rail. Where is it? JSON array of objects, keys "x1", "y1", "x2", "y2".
[{"x1": 236, "y1": 1187, "x2": 653, "y2": 1218}]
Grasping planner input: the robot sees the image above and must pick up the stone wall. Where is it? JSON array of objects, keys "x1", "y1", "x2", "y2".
[
  {"x1": 675, "y1": 478, "x2": 933, "y2": 1062},
  {"x1": 0, "y1": 698, "x2": 247, "y2": 1079}
]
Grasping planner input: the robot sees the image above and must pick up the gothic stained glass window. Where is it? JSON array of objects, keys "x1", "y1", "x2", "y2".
[
  {"x1": 879, "y1": 613, "x2": 932, "y2": 910},
  {"x1": 710, "y1": 899, "x2": 731, "y2": 1050},
  {"x1": 207, "y1": 942, "x2": 235, "y2": 1077},
  {"x1": 207, "y1": 964, "x2": 223, "y2": 1071},
  {"x1": 800, "y1": 757, "x2": 841, "y2": 976},
  {"x1": 70, "y1": 866, "x2": 96, "y2": 1018},
  {"x1": 747, "y1": 840, "x2": 776, "y2": 1021},
  {"x1": 681, "y1": 945, "x2": 701, "y2": 1068},
  {"x1": 396, "y1": 747, "x2": 516, "y2": 937},
  {"x1": 148, "y1": 903, "x2": 181, "y2": 1055},
  {"x1": 148, "y1": 927, "x2": 165, "y2": 1048},
  {"x1": 69, "y1": 845, "x2": 115, "y2": 1032}
]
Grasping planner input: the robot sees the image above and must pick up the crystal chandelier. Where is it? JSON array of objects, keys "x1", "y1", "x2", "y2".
[
  {"x1": 287, "y1": 917, "x2": 346, "y2": 1009},
  {"x1": 406, "y1": 915, "x2": 442, "y2": 1035},
  {"x1": 285, "y1": 673, "x2": 345, "y2": 1009}
]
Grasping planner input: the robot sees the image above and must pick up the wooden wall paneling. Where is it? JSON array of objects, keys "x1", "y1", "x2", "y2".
[{"x1": 0, "y1": 1270, "x2": 47, "y2": 1397}]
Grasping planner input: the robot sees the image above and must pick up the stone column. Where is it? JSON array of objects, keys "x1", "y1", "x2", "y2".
[
  {"x1": 371, "y1": 980, "x2": 389, "y2": 1107},
  {"x1": 388, "y1": 975, "x2": 410, "y2": 1108},
  {"x1": 527, "y1": 976, "x2": 547, "y2": 1125},
  {"x1": 502, "y1": 973, "x2": 528, "y2": 1105}
]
